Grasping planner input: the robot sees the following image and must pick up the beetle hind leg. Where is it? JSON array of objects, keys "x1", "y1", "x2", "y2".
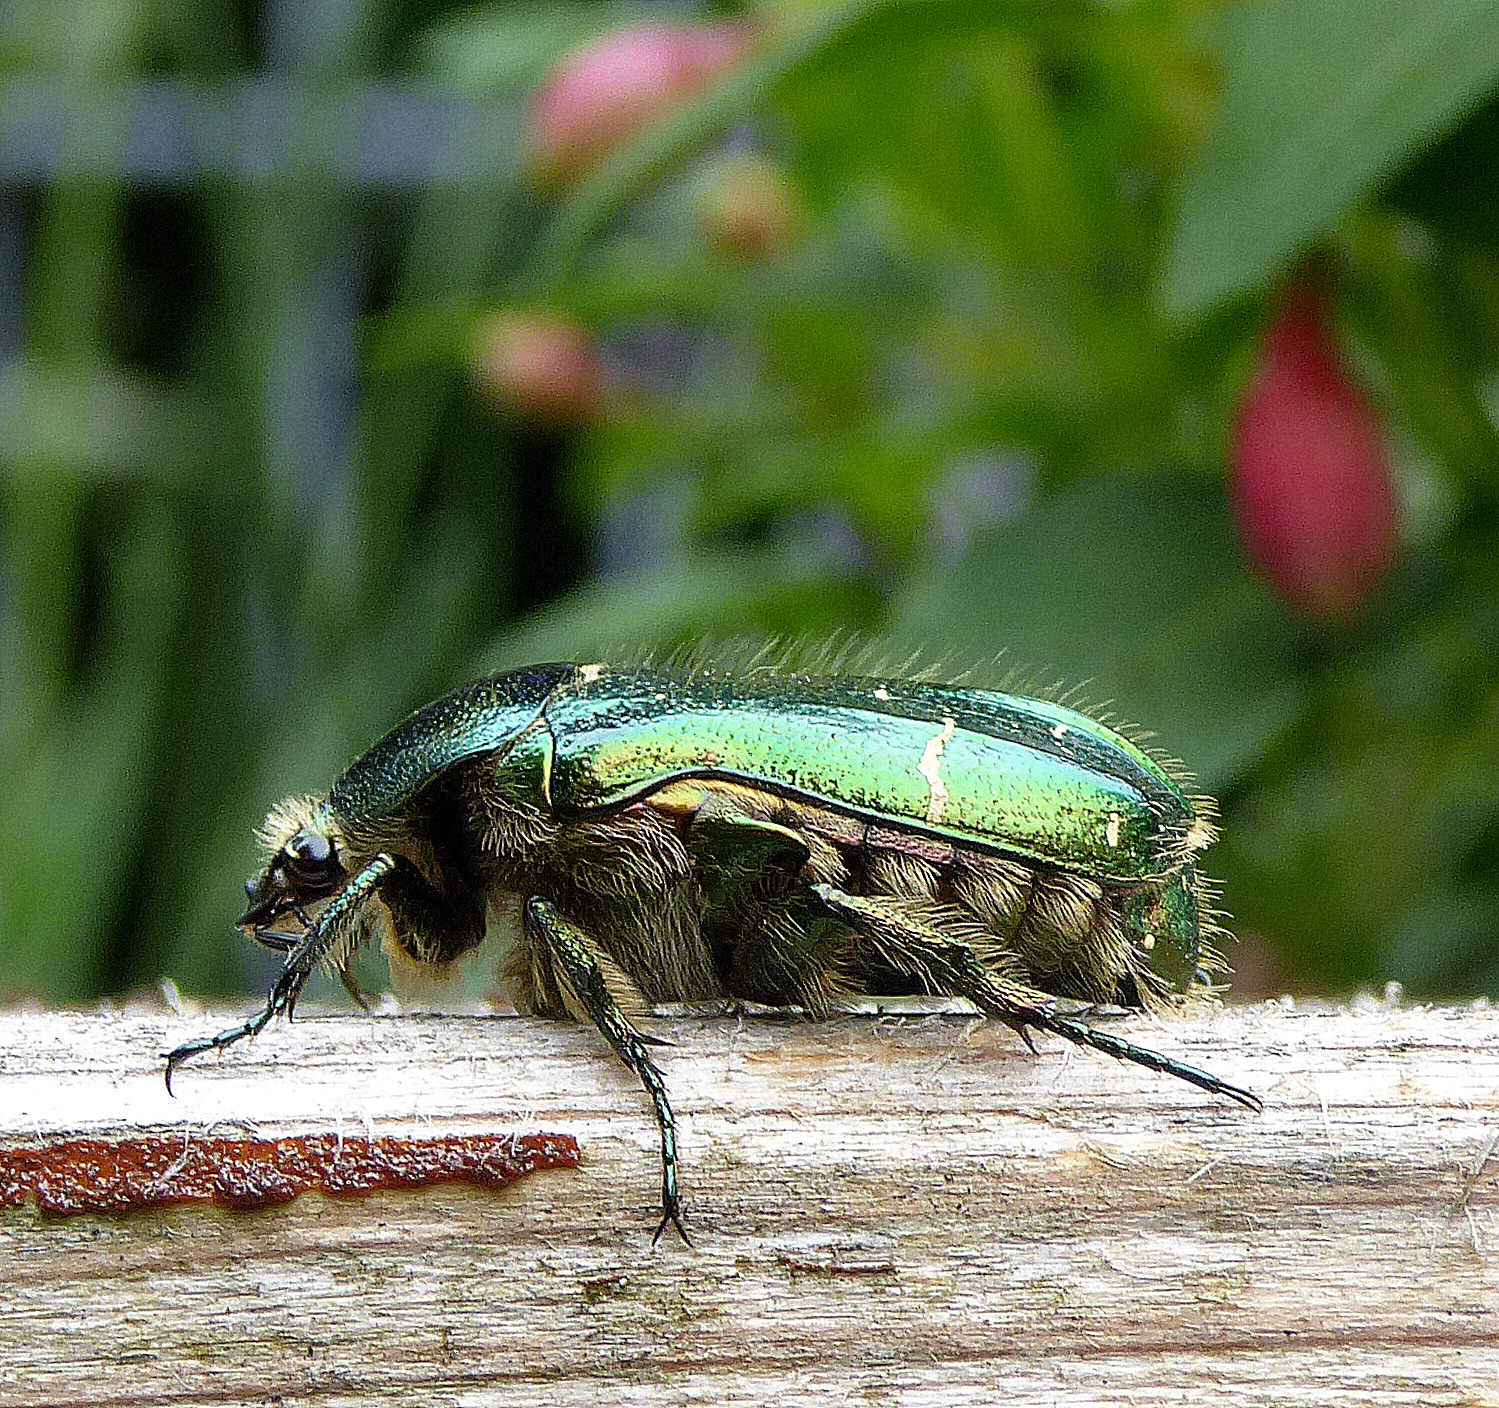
[
  {"x1": 1037, "y1": 1006, "x2": 1261, "y2": 1111},
  {"x1": 523, "y1": 896, "x2": 690, "y2": 1246},
  {"x1": 810, "y1": 883, "x2": 1260, "y2": 1112}
]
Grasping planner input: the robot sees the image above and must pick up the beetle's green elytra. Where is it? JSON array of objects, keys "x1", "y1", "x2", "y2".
[{"x1": 167, "y1": 660, "x2": 1259, "y2": 1243}]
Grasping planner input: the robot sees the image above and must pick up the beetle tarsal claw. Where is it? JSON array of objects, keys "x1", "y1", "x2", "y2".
[
  {"x1": 652, "y1": 1197, "x2": 692, "y2": 1249},
  {"x1": 170, "y1": 660, "x2": 1257, "y2": 1238}
]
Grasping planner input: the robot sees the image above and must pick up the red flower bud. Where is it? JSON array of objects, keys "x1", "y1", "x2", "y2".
[
  {"x1": 468, "y1": 311, "x2": 603, "y2": 424},
  {"x1": 1231, "y1": 281, "x2": 1399, "y2": 617},
  {"x1": 526, "y1": 22, "x2": 754, "y2": 187}
]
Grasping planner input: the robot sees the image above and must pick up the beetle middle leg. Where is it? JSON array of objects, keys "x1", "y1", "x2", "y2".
[
  {"x1": 811, "y1": 883, "x2": 1261, "y2": 1111},
  {"x1": 523, "y1": 896, "x2": 689, "y2": 1246},
  {"x1": 165, "y1": 854, "x2": 397, "y2": 1092}
]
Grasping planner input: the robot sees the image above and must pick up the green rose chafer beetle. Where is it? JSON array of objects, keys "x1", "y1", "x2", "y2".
[{"x1": 167, "y1": 660, "x2": 1260, "y2": 1242}]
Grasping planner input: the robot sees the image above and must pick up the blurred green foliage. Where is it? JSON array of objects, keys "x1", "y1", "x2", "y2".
[{"x1": 4, "y1": 0, "x2": 1499, "y2": 1001}]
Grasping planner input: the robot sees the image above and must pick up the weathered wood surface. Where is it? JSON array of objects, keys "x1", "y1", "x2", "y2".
[{"x1": 1, "y1": 998, "x2": 1497, "y2": 1407}]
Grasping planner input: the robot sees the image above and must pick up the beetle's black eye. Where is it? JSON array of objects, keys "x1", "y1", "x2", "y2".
[
  {"x1": 288, "y1": 830, "x2": 332, "y2": 865},
  {"x1": 277, "y1": 831, "x2": 339, "y2": 903}
]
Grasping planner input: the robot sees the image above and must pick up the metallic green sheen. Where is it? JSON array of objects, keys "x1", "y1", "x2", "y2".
[
  {"x1": 328, "y1": 664, "x2": 572, "y2": 825},
  {"x1": 323, "y1": 664, "x2": 1201, "y2": 884},
  {"x1": 1119, "y1": 870, "x2": 1200, "y2": 989},
  {"x1": 539, "y1": 669, "x2": 1196, "y2": 880}
]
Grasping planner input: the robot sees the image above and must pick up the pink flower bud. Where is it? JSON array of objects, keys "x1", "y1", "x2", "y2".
[
  {"x1": 526, "y1": 22, "x2": 755, "y2": 187},
  {"x1": 1231, "y1": 281, "x2": 1399, "y2": 617},
  {"x1": 468, "y1": 311, "x2": 603, "y2": 424}
]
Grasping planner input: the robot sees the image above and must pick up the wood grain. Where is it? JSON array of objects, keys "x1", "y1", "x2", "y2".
[{"x1": 1, "y1": 998, "x2": 1497, "y2": 1406}]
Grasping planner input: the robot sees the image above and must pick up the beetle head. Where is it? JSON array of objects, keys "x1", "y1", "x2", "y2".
[{"x1": 242, "y1": 798, "x2": 348, "y2": 948}]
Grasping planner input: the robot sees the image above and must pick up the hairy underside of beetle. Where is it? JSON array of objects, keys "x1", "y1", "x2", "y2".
[{"x1": 337, "y1": 764, "x2": 1219, "y2": 1029}]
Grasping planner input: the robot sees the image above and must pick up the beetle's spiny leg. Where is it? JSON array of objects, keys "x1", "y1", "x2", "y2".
[
  {"x1": 288, "y1": 888, "x2": 377, "y2": 1012},
  {"x1": 163, "y1": 947, "x2": 316, "y2": 1092},
  {"x1": 1035, "y1": 1008, "x2": 1262, "y2": 1111},
  {"x1": 810, "y1": 883, "x2": 1260, "y2": 1113},
  {"x1": 164, "y1": 999, "x2": 279, "y2": 1095},
  {"x1": 524, "y1": 896, "x2": 690, "y2": 1247},
  {"x1": 165, "y1": 854, "x2": 397, "y2": 1093}
]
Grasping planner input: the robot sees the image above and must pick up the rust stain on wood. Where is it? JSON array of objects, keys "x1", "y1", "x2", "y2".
[{"x1": 0, "y1": 1130, "x2": 579, "y2": 1215}]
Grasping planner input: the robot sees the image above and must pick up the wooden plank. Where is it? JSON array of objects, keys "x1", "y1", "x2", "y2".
[{"x1": 0, "y1": 998, "x2": 1496, "y2": 1407}]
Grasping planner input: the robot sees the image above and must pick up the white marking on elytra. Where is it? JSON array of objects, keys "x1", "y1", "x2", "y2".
[
  {"x1": 578, "y1": 663, "x2": 606, "y2": 683},
  {"x1": 917, "y1": 716, "x2": 957, "y2": 824},
  {"x1": 1106, "y1": 812, "x2": 1122, "y2": 848},
  {"x1": 1050, "y1": 722, "x2": 1068, "y2": 739},
  {"x1": 873, "y1": 687, "x2": 891, "y2": 701}
]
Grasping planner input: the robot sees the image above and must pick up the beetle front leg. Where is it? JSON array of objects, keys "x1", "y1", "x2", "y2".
[
  {"x1": 165, "y1": 854, "x2": 397, "y2": 1093},
  {"x1": 162, "y1": 975, "x2": 288, "y2": 1093},
  {"x1": 811, "y1": 883, "x2": 1260, "y2": 1112},
  {"x1": 523, "y1": 896, "x2": 688, "y2": 1247}
]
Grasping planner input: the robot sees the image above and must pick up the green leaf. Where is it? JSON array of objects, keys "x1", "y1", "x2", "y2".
[
  {"x1": 1215, "y1": 594, "x2": 1499, "y2": 994},
  {"x1": 1386, "y1": 89, "x2": 1499, "y2": 252},
  {"x1": 0, "y1": 501, "x2": 183, "y2": 997},
  {"x1": 1164, "y1": 0, "x2": 1499, "y2": 318},
  {"x1": 890, "y1": 474, "x2": 1309, "y2": 789}
]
